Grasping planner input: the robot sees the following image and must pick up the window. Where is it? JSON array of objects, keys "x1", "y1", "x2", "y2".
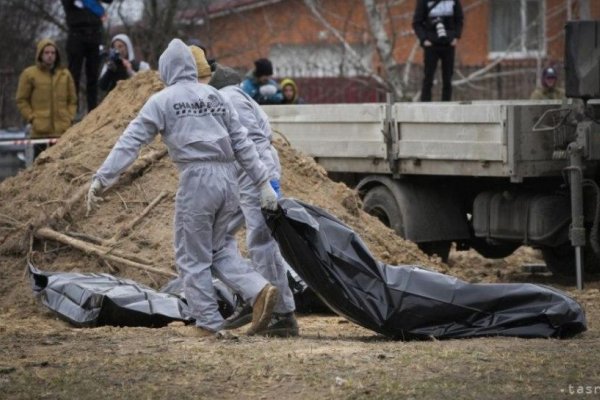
[{"x1": 489, "y1": 0, "x2": 545, "y2": 58}]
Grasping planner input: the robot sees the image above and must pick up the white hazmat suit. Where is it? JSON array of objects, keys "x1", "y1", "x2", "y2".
[
  {"x1": 91, "y1": 39, "x2": 277, "y2": 331},
  {"x1": 220, "y1": 84, "x2": 296, "y2": 314}
]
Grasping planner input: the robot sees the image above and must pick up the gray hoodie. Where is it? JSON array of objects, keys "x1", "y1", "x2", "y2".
[{"x1": 95, "y1": 38, "x2": 269, "y2": 188}]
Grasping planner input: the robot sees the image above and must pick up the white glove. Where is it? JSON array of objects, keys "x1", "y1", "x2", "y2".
[
  {"x1": 259, "y1": 180, "x2": 278, "y2": 211},
  {"x1": 258, "y1": 84, "x2": 278, "y2": 97},
  {"x1": 86, "y1": 179, "x2": 104, "y2": 216}
]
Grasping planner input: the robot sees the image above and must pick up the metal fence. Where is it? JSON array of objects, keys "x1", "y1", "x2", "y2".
[{"x1": 288, "y1": 60, "x2": 546, "y2": 104}]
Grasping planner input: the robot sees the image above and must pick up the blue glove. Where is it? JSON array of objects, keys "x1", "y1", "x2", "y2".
[{"x1": 269, "y1": 179, "x2": 281, "y2": 199}]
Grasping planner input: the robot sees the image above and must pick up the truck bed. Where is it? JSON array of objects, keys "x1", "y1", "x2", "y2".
[{"x1": 263, "y1": 101, "x2": 588, "y2": 181}]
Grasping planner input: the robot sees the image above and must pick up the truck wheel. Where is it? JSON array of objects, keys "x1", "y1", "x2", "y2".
[
  {"x1": 363, "y1": 186, "x2": 451, "y2": 262},
  {"x1": 542, "y1": 244, "x2": 600, "y2": 276},
  {"x1": 471, "y1": 238, "x2": 519, "y2": 259},
  {"x1": 363, "y1": 186, "x2": 404, "y2": 236}
]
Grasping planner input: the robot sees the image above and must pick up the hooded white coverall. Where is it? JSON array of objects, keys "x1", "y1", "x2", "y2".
[
  {"x1": 221, "y1": 85, "x2": 295, "y2": 314},
  {"x1": 93, "y1": 39, "x2": 272, "y2": 331}
]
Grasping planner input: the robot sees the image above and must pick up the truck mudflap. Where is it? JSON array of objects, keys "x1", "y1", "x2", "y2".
[{"x1": 264, "y1": 198, "x2": 586, "y2": 339}]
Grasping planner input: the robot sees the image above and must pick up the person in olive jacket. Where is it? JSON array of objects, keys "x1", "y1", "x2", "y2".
[
  {"x1": 413, "y1": 0, "x2": 463, "y2": 102},
  {"x1": 16, "y1": 38, "x2": 77, "y2": 158}
]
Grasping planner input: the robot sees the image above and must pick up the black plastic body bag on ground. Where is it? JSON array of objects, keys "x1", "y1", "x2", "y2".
[
  {"x1": 29, "y1": 264, "x2": 235, "y2": 328},
  {"x1": 264, "y1": 198, "x2": 587, "y2": 340}
]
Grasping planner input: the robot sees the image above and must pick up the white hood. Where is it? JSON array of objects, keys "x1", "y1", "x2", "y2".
[
  {"x1": 158, "y1": 38, "x2": 197, "y2": 86},
  {"x1": 111, "y1": 33, "x2": 135, "y2": 61}
]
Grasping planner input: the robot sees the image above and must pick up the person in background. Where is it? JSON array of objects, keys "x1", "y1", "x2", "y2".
[
  {"x1": 280, "y1": 78, "x2": 304, "y2": 105},
  {"x1": 86, "y1": 39, "x2": 280, "y2": 337},
  {"x1": 61, "y1": 0, "x2": 113, "y2": 112},
  {"x1": 188, "y1": 45, "x2": 213, "y2": 81},
  {"x1": 99, "y1": 33, "x2": 150, "y2": 94},
  {"x1": 241, "y1": 58, "x2": 283, "y2": 105},
  {"x1": 209, "y1": 62, "x2": 299, "y2": 337},
  {"x1": 15, "y1": 39, "x2": 77, "y2": 159},
  {"x1": 530, "y1": 67, "x2": 565, "y2": 100},
  {"x1": 412, "y1": 0, "x2": 464, "y2": 102},
  {"x1": 187, "y1": 39, "x2": 217, "y2": 72}
]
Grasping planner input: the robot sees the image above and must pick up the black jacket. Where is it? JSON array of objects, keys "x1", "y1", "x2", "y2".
[
  {"x1": 98, "y1": 59, "x2": 141, "y2": 93},
  {"x1": 61, "y1": 0, "x2": 113, "y2": 40},
  {"x1": 412, "y1": 0, "x2": 464, "y2": 46}
]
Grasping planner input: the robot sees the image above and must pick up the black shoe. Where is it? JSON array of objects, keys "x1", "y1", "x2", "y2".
[
  {"x1": 255, "y1": 312, "x2": 299, "y2": 338},
  {"x1": 221, "y1": 302, "x2": 253, "y2": 330}
]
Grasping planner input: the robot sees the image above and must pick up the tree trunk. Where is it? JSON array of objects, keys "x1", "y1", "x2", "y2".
[{"x1": 362, "y1": 0, "x2": 404, "y2": 99}]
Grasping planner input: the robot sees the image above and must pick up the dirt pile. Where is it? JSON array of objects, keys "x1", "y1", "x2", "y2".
[{"x1": 0, "y1": 71, "x2": 447, "y2": 313}]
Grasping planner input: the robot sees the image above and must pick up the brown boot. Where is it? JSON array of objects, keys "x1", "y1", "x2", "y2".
[{"x1": 247, "y1": 284, "x2": 278, "y2": 335}]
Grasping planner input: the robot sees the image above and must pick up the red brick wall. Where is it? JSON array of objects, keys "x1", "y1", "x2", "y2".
[{"x1": 195, "y1": 0, "x2": 600, "y2": 71}]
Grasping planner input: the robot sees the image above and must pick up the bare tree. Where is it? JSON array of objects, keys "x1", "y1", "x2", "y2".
[
  {"x1": 109, "y1": 0, "x2": 213, "y2": 66},
  {"x1": 363, "y1": 0, "x2": 405, "y2": 99}
]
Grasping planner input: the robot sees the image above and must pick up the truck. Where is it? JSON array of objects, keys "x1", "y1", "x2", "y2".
[{"x1": 263, "y1": 21, "x2": 600, "y2": 287}]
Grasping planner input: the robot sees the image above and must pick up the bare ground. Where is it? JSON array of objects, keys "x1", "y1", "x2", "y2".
[{"x1": 1, "y1": 249, "x2": 599, "y2": 400}]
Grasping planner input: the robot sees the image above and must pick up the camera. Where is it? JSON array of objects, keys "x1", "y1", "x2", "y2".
[
  {"x1": 432, "y1": 17, "x2": 447, "y2": 40},
  {"x1": 109, "y1": 48, "x2": 122, "y2": 64}
]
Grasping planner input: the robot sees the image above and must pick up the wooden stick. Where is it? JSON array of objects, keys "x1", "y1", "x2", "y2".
[
  {"x1": 102, "y1": 259, "x2": 118, "y2": 274},
  {"x1": 35, "y1": 227, "x2": 176, "y2": 278},
  {"x1": 116, "y1": 191, "x2": 129, "y2": 211},
  {"x1": 64, "y1": 231, "x2": 154, "y2": 265},
  {"x1": 65, "y1": 231, "x2": 108, "y2": 246},
  {"x1": 109, "y1": 190, "x2": 168, "y2": 243}
]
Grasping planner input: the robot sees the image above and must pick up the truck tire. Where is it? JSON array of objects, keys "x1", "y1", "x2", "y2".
[
  {"x1": 363, "y1": 186, "x2": 405, "y2": 236},
  {"x1": 363, "y1": 186, "x2": 451, "y2": 262},
  {"x1": 541, "y1": 244, "x2": 600, "y2": 276},
  {"x1": 471, "y1": 238, "x2": 519, "y2": 259}
]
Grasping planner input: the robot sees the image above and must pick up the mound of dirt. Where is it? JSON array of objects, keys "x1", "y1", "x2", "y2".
[{"x1": 0, "y1": 71, "x2": 447, "y2": 315}]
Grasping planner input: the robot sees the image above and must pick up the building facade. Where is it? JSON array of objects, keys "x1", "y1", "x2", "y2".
[{"x1": 188, "y1": 0, "x2": 599, "y2": 102}]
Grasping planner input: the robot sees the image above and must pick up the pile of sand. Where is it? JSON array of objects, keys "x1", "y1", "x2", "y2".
[{"x1": 0, "y1": 71, "x2": 446, "y2": 314}]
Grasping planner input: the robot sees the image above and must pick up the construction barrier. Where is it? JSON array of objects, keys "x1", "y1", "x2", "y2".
[{"x1": 0, "y1": 138, "x2": 58, "y2": 147}]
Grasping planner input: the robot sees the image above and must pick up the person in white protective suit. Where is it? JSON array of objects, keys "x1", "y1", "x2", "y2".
[
  {"x1": 86, "y1": 39, "x2": 280, "y2": 337},
  {"x1": 205, "y1": 62, "x2": 298, "y2": 337}
]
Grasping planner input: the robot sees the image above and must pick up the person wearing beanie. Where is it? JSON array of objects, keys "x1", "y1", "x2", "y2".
[
  {"x1": 99, "y1": 33, "x2": 150, "y2": 94},
  {"x1": 241, "y1": 58, "x2": 283, "y2": 105},
  {"x1": 530, "y1": 66, "x2": 565, "y2": 100},
  {"x1": 209, "y1": 63, "x2": 299, "y2": 337},
  {"x1": 187, "y1": 39, "x2": 217, "y2": 72},
  {"x1": 280, "y1": 78, "x2": 304, "y2": 105}
]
